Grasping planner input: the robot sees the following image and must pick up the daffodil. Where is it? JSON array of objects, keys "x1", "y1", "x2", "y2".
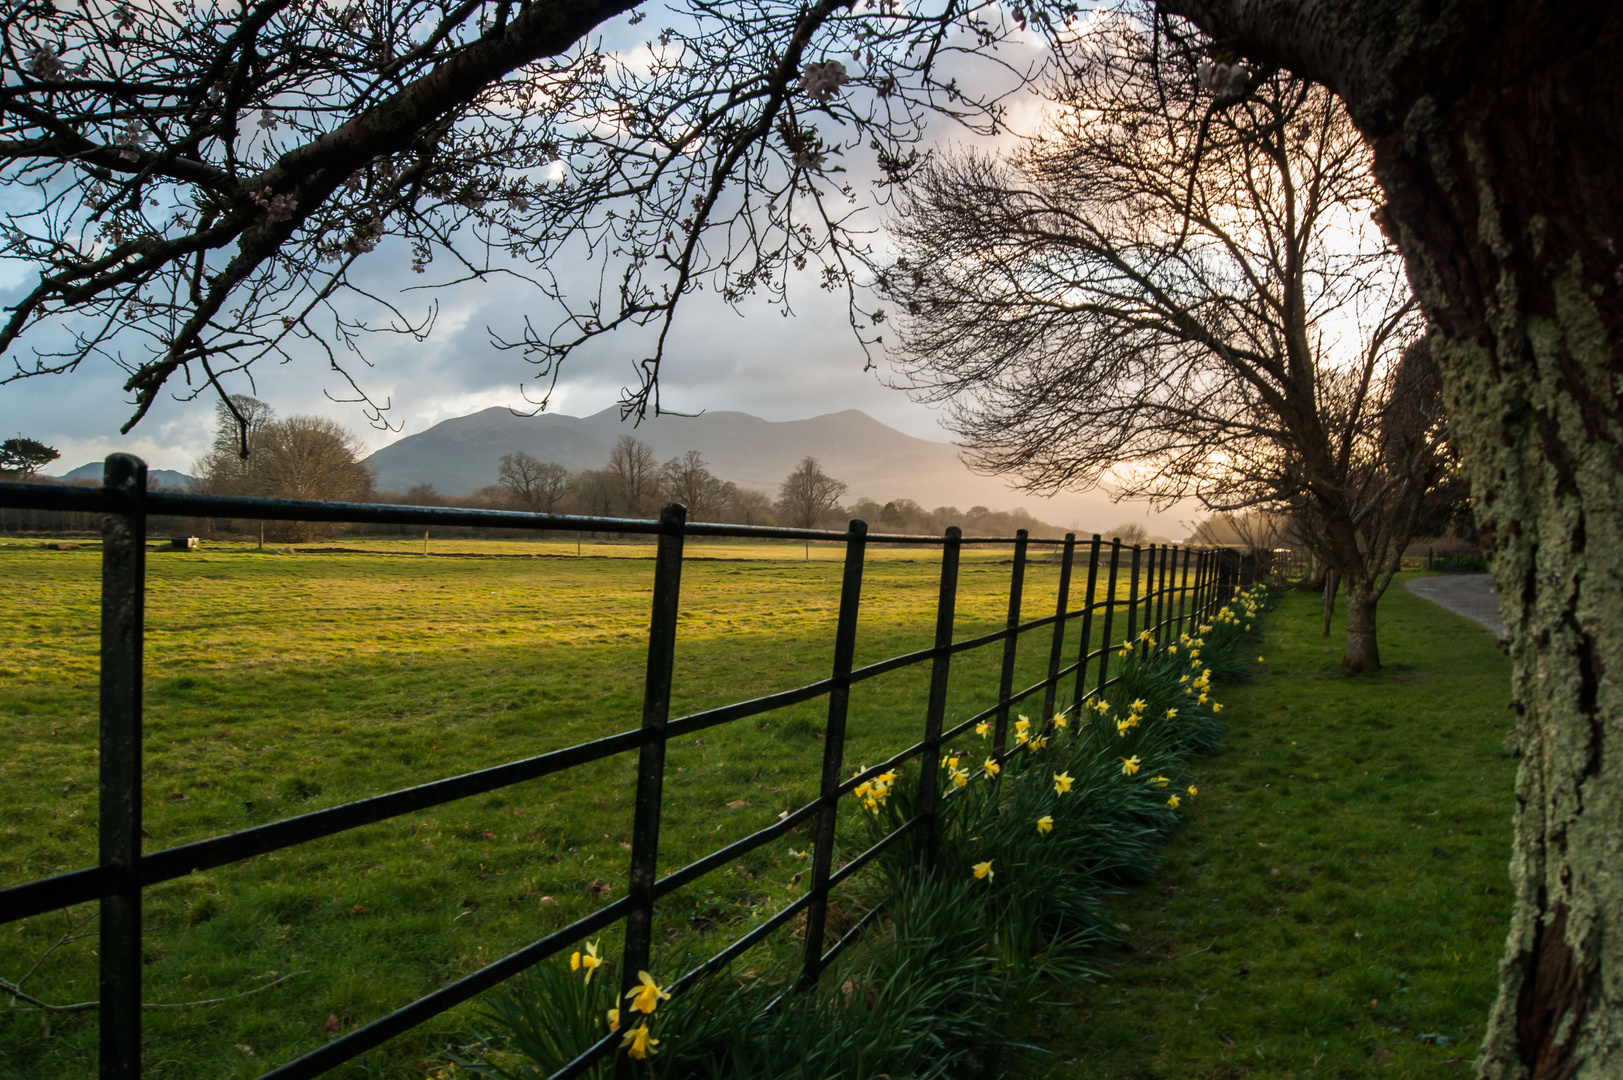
[
  {"x1": 1015, "y1": 715, "x2": 1031, "y2": 732},
  {"x1": 1180, "y1": 675, "x2": 1190, "y2": 683},
  {"x1": 1149, "y1": 775, "x2": 1169, "y2": 787},
  {"x1": 1257, "y1": 656, "x2": 1266, "y2": 663},
  {"x1": 571, "y1": 940, "x2": 604, "y2": 983},
  {"x1": 1029, "y1": 734, "x2": 1049, "y2": 751},
  {"x1": 973, "y1": 860, "x2": 994, "y2": 881},
  {"x1": 1167, "y1": 794, "x2": 1180, "y2": 809},
  {"x1": 1130, "y1": 698, "x2": 1147, "y2": 714},
  {"x1": 983, "y1": 757, "x2": 1001, "y2": 778},
  {"x1": 626, "y1": 971, "x2": 670, "y2": 1015},
  {"x1": 1094, "y1": 699, "x2": 1112, "y2": 714},
  {"x1": 1116, "y1": 718, "x2": 1133, "y2": 737},
  {"x1": 1053, "y1": 771, "x2": 1074, "y2": 794},
  {"x1": 1138, "y1": 629, "x2": 1153, "y2": 642},
  {"x1": 622, "y1": 1023, "x2": 659, "y2": 1060},
  {"x1": 1014, "y1": 730, "x2": 1029, "y2": 745},
  {"x1": 1121, "y1": 755, "x2": 1142, "y2": 775},
  {"x1": 1165, "y1": 708, "x2": 1178, "y2": 719},
  {"x1": 1036, "y1": 815, "x2": 1053, "y2": 835},
  {"x1": 1052, "y1": 713, "x2": 1067, "y2": 729},
  {"x1": 944, "y1": 756, "x2": 959, "y2": 771},
  {"x1": 975, "y1": 721, "x2": 990, "y2": 738},
  {"x1": 1187, "y1": 785, "x2": 1198, "y2": 796},
  {"x1": 1212, "y1": 702, "x2": 1223, "y2": 713},
  {"x1": 951, "y1": 767, "x2": 969, "y2": 788},
  {"x1": 607, "y1": 1006, "x2": 620, "y2": 1028},
  {"x1": 1168, "y1": 644, "x2": 1179, "y2": 654}
]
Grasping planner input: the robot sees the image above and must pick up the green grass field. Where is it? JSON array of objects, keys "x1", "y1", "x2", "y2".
[
  {"x1": 1, "y1": 535, "x2": 1124, "y2": 1079},
  {"x1": 1020, "y1": 580, "x2": 1516, "y2": 1079}
]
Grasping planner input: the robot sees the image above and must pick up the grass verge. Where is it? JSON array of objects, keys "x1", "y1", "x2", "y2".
[{"x1": 1020, "y1": 575, "x2": 1517, "y2": 1079}]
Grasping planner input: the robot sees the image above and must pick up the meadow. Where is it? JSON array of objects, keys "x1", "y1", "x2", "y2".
[
  {"x1": 0, "y1": 536, "x2": 1515, "y2": 1080},
  {"x1": 0, "y1": 534, "x2": 1106, "y2": 1078}
]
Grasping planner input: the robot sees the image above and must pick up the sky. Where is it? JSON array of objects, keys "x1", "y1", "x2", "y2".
[{"x1": 0, "y1": 3, "x2": 1196, "y2": 533}]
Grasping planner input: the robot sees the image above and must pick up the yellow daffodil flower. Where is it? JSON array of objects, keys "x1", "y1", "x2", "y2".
[
  {"x1": 1121, "y1": 755, "x2": 1142, "y2": 776},
  {"x1": 1036, "y1": 815, "x2": 1054, "y2": 834},
  {"x1": 1138, "y1": 629, "x2": 1152, "y2": 642},
  {"x1": 1168, "y1": 644, "x2": 1178, "y2": 654},
  {"x1": 622, "y1": 1023, "x2": 659, "y2": 1060},
  {"x1": 1052, "y1": 713, "x2": 1068, "y2": 729},
  {"x1": 1198, "y1": 693, "x2": 1209, "y2": 704},
  {"x1": 1188, "y1": 785, "x2": 1198, "y2": 796},
  {"x1": 1150, "y1": 775, "x2": 1169, "y2": 786},
  {"x1": 607, "y1": 1006, "x2": 619, "y2": 1028},
  {"x1": 1165, "y1": 708, "x2": 1178, "y2": 719},
  {"x1": 1180, "y1": 675, "x2": 1190, "y2": 683},
  {"x1": 1130, "y1": 698, "x2": 1147, "y2": 713},
  {"x1": 973, "y1": 860, "x2": 994, "y2": 881},
  {"x1": 1212, "y1": 703, "x2": 1223, "y2": 713},
  {"x1": 1116, "y1": 719, "x2": 1132, "y2": 737},
  {"x1": 983, "y1": 757, "x2": 1001, "y2": 777},
  {"x1": 1053, "y1": 772, "x2": 1074, "y2": 794},
  {"x1": 1167, "y1": 794, "x2": 1180, "y2": 809},
  {"x1": 975, "y1": 721, "x2": 990, "y2": 738},
  {"x1": 877, "y1": 771, "x2": 897, "y2": 785},
  {"x1": 1094, "y1": 699, "x2": 1112, "y2": 714},
  {"x1": 1257, "y1": 656, "x2": 1266, "y2": 663},
  {"x1": 853, "y1": 781, "x2": 873, "y2": 799},
  {"x1": 571, "y1": 940, "x2": 604, "y2": 983},
  {"x1": 626, "y1": 971, "x2": 670, "y2": 1015},
  {"x1": 1030, "y1": 735, "x2": 1049, "y2": 751},
  {"x1": 944, "y1": 756, "x2": 959, "y2": 771},
  {"x1": 1014, "y1": 730, "x2": 1029, "y2": 745},
  {"x1": 951, "y1": 768, "x2": 969, "y2": 788},
  {"x1": 1015, "y1": 715, "x2": 1031, "y2": 732}
]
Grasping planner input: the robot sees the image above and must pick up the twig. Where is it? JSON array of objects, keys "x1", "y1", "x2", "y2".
[{"x1": 1, "y1": 970, "x2": 309, "y2": 1013}]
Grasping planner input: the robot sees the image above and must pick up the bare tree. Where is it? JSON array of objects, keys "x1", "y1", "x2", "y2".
[
  {"x1": 729, "y1": 487, "x2": 777, "y2": 526},
  {"x1": 883, "y1": 11, "x2": 1437, "y2": 671},
  {"x1": 1104, "y1": 523, "x2": 1149, "y2": 547},
  {"x1": 196, "y1": 403, "x2": 373, "y2": 540},
  {"x1": 0, "y1": 0, "x2": 1043, "y2": 441},
  {"x1": 498, "y1": 451, "x2": 571, "y2": 513},
  {"x1": 605, "y1": 435, "x2": 659, "y2": 518},
  {"x1": 657, "y1": 450, "x2": 732, "y2": 521},
  {"x1": 776, "y1": 456, "x2": 847, "y2": 529}
]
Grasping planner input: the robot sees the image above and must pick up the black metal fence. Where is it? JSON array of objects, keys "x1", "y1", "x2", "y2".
[{"x1": 0, "y1": 455, "x2": 1246, "y2": 1080}]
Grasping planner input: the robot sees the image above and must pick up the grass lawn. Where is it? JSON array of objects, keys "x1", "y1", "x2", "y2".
[
  {"x1": 1, "y1": 535, "x2": 1131, "y2": 1079},
  {"x1": 1022, "y1": 577, "x2": 1517, "y2": 1079}
]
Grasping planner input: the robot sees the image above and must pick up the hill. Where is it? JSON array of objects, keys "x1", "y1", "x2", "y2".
[{"x1": 363, "y1": 406, "x2": 1132, "y2": 531}]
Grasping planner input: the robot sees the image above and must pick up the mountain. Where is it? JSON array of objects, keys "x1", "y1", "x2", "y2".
[
  {"x1": 364, "y1": 406, "x2": 1140, "y2": 531},
  {"x1": 55, "y1": 462, "x2": 196, "y2": 490}
]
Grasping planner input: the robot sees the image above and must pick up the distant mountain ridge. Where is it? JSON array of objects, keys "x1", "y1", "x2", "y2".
[
  {"x1": 363, "y1": 406, "x2": 1123, "y2": 528},
  {"x1": 54, "y1": 462, "x2": 196, "y2": 490}
]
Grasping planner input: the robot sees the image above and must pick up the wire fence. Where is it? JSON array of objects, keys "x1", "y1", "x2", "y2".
[{"x1": 0, "y1": 455, "x2": 1247, "y2": 1080}]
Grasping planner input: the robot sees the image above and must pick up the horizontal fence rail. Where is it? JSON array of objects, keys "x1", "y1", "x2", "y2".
[{"x1": 0, "y1": 458, "x2": 1247, "y2": 1080}]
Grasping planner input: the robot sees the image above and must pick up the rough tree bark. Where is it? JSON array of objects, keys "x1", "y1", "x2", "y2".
[{"x1": 1156, "y1": 2, "x2": 1623, "y2": 1075}]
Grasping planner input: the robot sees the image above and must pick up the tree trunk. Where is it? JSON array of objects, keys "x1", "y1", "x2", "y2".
[
  {"x1": 1154, "y1": 3, "x2": 1623, "y2": 1074},
  {"x1": 1342, "y1": 580, "x2": 1380, "y2": 674}
]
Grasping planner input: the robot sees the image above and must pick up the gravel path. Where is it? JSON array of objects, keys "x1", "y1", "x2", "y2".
[{"x1": 1404, "y1": 573, "x2": 1505, "y2": 635}]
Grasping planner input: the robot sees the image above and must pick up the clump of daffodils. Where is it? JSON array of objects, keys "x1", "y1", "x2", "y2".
[{"x1": 851, "y1": 768, "x2": 899, "y2": 812}]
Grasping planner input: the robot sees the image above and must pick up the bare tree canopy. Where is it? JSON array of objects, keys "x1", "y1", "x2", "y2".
[
  {"x1": 605, "y1": 434, "x2": 658, "y2": 517},
  {"x1": 498, "y1": 450, "x2": 570, "y2": 513},
  {"x1": 883, "y1": 8, "x2": 1444, "y2": 670},
  {"x1": 0, "y1": 0, "x2": 1044, "y2": 434},
  {"x1": 776, "y1": 455, "x2": 847, "y2": 528},
  {"x1": 657, "y1": 449, "x2": 733, "y2": 521}
]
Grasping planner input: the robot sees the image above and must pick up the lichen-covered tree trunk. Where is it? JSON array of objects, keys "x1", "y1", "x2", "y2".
[
  {"x1": 1342, "y1": 581, "x2": 1380, "y2": 674},
  {"x1": 1156, "y1": 2, "x2": 1623, "y2": 1074}
]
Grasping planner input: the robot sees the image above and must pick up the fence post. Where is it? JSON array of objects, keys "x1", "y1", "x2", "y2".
[
  {"x1": 992, "y1": 529, "x2": 1028, "y2": 759},
  {"x1": 1174, "y1": 547, "x2": 1190, "y2": 641},
  {"x1": 1072, "y1": 535, "x2": 1102, "y2": 716},
  {"x1": 99, "y1": 454, "x2": 146, "y2": 1080},
  {"x1": 801, "y1": 519, "x2": 868, "y2": 987},
  {"x1": 617, "y1": 502, "x2": 686, "y2": 1070},
  {"x1": 1041, "y1": 534, "x2": 1076, "y2": 722},
  {"x1": 1125, "y1": 544, "x2": 1143, "y2": 649},
  {"x1": 1194, "y1": 551, "x2": 1210, "y2": 627},
  {"x1": 1155, "y1": 545, "x2": 1171, "y2": 644},
  {"x1": 1095, "y1": 540, "x2": 1122, "y2": 699},
  {"x1": 914, "y1": 526, "x2": 961, "y2": 879}
]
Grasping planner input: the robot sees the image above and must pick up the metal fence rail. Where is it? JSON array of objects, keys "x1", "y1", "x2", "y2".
[{"x1": 0, "y1": 456, "x2": 1245, "y2": 1080}]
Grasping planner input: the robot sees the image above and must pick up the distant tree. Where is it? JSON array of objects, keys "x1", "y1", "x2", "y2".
[
  {"x1": 658, "y1": 450, "x2": 732, "y2": 521},
  {"x1": 879, "y1": 498, "x2": 926, "y2": 531},
  {"x1": 404, "y1": 483, "x2": 443, "y2": 506},
  {"x1": 1105, "y1": 523, "x2": 1149, "y2": 548},
  {"x1": 567, "y1": 468, "x2": 618, "y2": 520},
  {"x1": 776, "y1": 457, "x2": 847, "y2": 529},
  {"x1": 606, "y1": 436, "x2": 660, "y2": 518},
  {"x1": 196, "y1": 403, "x2": 373, "y2": 541},
  {"x1": 0, "y1": 436, "x2": 60, "y2": 479},
  {"x1": 729, "y1": 488, "x2": 777, "y2": 527},
  {"x1": 499, "y1": 451, "x2": 571, "y2": 514}
]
